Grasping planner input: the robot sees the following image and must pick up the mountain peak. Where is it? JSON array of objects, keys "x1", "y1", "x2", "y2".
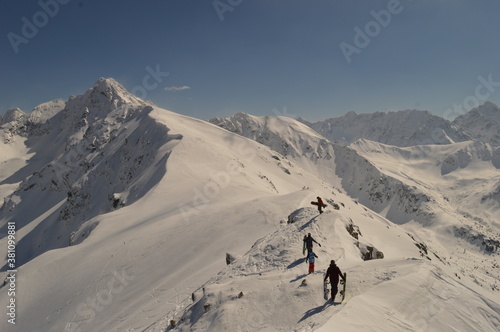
[
  {"x1": 345, "y1": 110, "x2": 359, "y2": 117},
  {"x1": 302, "y1": 109, "x2": 471, "y2": 147},
  {"x1": 64, "y1": 77, "x2": 146, "y2": 118},
  {"x1": 478, "y1": 100, "x2": 499, "y2": 110},
  {"x1": 92, "y1": 77, "x2": 127, "y2": 94},
  {"x1": 0, "y1": 107, "x2": 26, "y2": 126},
  {"x1": 453, "y1": 101, "x2": 500, "y2": 146},
  {"x1": 89, "y1": 77, "x2": 144, "y2": 106},
  {"x1": 471, "y1": 101, "x2": 500, "y2": 121},
  {"x1": 29, "y1": 100, "x2": 66, "y2": 124}
]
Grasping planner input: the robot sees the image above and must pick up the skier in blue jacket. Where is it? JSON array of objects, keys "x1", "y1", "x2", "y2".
[{"x1": 306, "y1": 251, "x2": 318, "y2": 273}]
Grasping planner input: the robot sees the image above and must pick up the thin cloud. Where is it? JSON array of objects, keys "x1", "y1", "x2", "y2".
[{"x1": 165, "y1": 85, "x2": 191, "y2": 91}]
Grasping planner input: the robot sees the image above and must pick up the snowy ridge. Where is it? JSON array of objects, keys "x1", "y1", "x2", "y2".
[
  {"x1": 209, "y1": 112, "x2": 329, "y2": 159},
  {"x1": 28, "y1": 100, "x2": 66, "y2": 124},
  {"x1": 162, "y1": 203, "x2": 500, "y2": 332},
  {"x1": 209, "y1": 112, "x2": 340, "y2": 185},
  {"x1": 299, "y1": 109, "x2": 472, "y2": 147}
]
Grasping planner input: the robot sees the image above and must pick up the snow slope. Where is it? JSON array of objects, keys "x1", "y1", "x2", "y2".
[
  {"x1": 209, "y1": 112, "x2": 341, "y2": 185},
  {"x1": 167, "y1": 199, "x2": 500, "y2": 332},
  {"x1": 0, "y1": 79, "x2": 499, "y2": 332},
  {"x1": 347, "y1": 139, "x2": 500, "y2": 290}
]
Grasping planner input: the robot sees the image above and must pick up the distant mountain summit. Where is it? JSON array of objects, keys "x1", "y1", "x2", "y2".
[
  {"x1": 209, "y1": 112, "x2": 331, "y2": 159},
  {"x1": 299, "y1": 109, "x2": 472, "y2": 147},
  {"x1": 67, "y1": 77, "x2": 146, "y2": 113},
  {"x1": 0, "y1": 101, "x2": 66, "y2": 142},
  {"x1": 0, "y1": 107, "x2": 25, "y2": 125},
  {"x1": 0, "y1": 77, "x2": 143, "y2": 142},
  {"x1": 453, "y1": 101, "x2": 500, "y2": 147},
  {"x1": 0, "y1": 77, "x2": 172, "y2": 266}
]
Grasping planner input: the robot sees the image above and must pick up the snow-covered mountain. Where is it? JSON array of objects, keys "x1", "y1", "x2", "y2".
[
  {"x1": 209, "y1": 112, "x2": 340, "y2": 184},
  {"x1": 453, "y1": 101, "x2": 500, "y2": 147},
  {"x1": 209, "y1": 112, "x2": 435, "y2": 223},
  {"x1": 348, "y1": 139, "x2": 500, "y2": 269},
  {"x1": 0, "y1": 78, "x2": 178, "y2": 267},
  {"x1": 0, "y1": 100, "x2": 66, "y2": 140},
  {"x1": 210, "y1": 112, "x2": 499, "y2": 252},
  {"x1": 1, "y1": 79, "x2": 499, "y2": 332},
  {"x1": 208, "y1": 111, "x2": 500, "y2": 328},
  {"x1": 298, "y1": 109, "x2": 472, "y2": 147}
]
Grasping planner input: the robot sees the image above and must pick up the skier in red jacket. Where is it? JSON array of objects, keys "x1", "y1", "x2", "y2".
[
  {"x1": 317, "y1": 196, "x2": 324, "y2": 214},
  {"x1": 324, "y1": 260, "x2": 345, "y2": 302}
]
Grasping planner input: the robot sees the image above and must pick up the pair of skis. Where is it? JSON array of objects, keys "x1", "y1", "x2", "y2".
[{"x1": 323, "y1": 272, "x2": 347, "y2": 303}]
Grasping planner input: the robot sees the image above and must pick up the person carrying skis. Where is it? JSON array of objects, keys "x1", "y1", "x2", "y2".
[
  {"x1": 303, "y1": 233, "x2": 321, "y2": 256},
  {"x1": 324, "y1": 260, "x2": 345, "y2": 302},
  {"x1": 316, "y1": 196, "x2": 324, "y2": 214},
  {"x1": 306, "y1": 250, "x2": 318, "y2": 273}
]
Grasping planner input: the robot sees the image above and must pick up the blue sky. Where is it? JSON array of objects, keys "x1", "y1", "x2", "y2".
[{"x1": 1, "y1": 0, "x2": 500, "y2": 121}]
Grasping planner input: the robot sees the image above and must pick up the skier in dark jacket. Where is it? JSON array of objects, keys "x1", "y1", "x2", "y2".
[
  {"x1": 324, "y1": 260, "x2": 345, "y2": 302},
  {"x1": 303, "y1": 233, "x2": 321, "y2": 256}
]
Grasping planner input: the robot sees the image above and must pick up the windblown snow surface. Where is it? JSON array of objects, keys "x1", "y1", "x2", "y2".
[{"x1": 0, "y1": 79, "x2": 499, "y2": 332}]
